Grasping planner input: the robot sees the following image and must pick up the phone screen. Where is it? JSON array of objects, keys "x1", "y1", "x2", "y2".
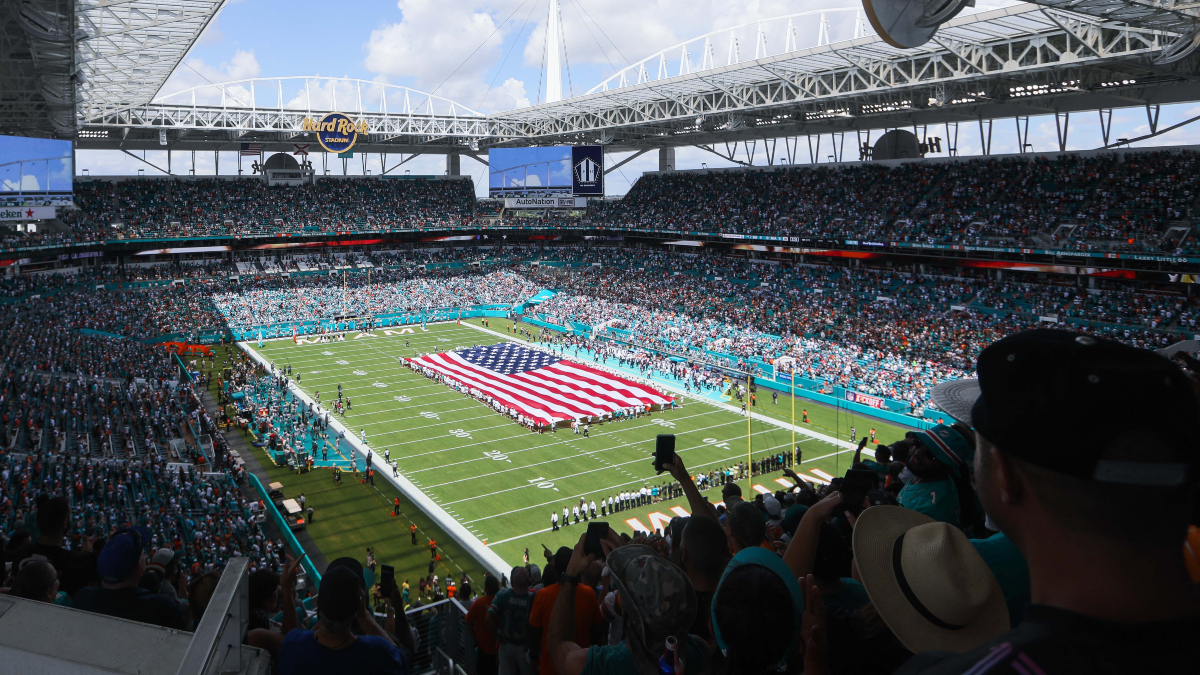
[
  {"x1": 840, "y1": 469, "x2": 877, "y2": 516},
  {"x1": 654, "y1": 434, "x2": 676, "y2": 472},
  {"x1": 380, "y1": 564, "x2": 395, "y2": 596},
  {"x1": 586, "y1": 521, "x2": 609, "y2": 558}
]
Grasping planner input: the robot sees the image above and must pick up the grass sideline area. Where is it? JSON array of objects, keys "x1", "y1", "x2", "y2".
[{"x1": 251, "y1": 320, "x2": 916, "y2": 568}]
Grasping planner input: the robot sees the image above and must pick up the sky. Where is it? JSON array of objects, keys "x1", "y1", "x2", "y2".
[{"x1": 74, "y1": 0, "x2": 1200, "y2": 196}]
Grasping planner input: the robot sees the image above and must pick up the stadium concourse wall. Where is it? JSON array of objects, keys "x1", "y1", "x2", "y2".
[
  {"x1": 235, "y1": 337, "x2": 511, "y2": 580},
  {"x1": 516, "y1": 316, "x2": 935, "y2": 430}
]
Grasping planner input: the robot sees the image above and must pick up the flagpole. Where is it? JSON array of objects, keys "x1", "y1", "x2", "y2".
[
  {"x1": 747, "y1": 376, "x2": 752, "y2": 496},
  {"x1": 791, "y1": 366, "x2": 796, "y2": 467}
]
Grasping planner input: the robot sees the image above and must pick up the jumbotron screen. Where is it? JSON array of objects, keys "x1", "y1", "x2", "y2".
[
  {"x1": 488, "y1": 145, "x2": 603, "y2": 197},
  {"x1": 0, "y1": 134, "x2": 73, "y2": 207}
]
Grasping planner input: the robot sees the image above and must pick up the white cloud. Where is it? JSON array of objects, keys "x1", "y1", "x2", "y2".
[
  {"x1": 2, "y1": 175, "x2": 41, "y2": 191},
  {"x1": 490, "y1": 77, "x2": 530, "y2": 110},
  {"x1": 364, "y1": 0, "x2": 517, "y2": 109}
]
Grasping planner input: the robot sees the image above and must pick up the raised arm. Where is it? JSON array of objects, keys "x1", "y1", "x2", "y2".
[{"x1": 661, "y1": 451, "x2": 719, "y2": 521}]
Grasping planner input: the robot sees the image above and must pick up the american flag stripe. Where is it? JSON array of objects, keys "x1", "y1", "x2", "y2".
[
  {"x1": 409, "y1": 345, "x2": 672, "y2": 425},
  {"x1": 546, "y1": 362, "x2": 667, "y2": 404},
  {"x1": 428, "y1": 353, "x2": 602, "y2": 419},
  {"x1": 518, "y1": 366, "x2": 646, "y2": 408}
]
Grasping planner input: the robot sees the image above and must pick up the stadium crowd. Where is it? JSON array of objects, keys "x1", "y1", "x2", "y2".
[
  {"x1": 590, "y1": 150, "x2": 1200, "y2": 255},
  {"x1": 1, "y1": 245, "x2": 1192, "y2": 414},
  {"x1": 0, "y1": 287, "x2": 291, "y2": 634},
  {"x1": 454, "y1": 329, "x2": 1199, "y2": 675},
  {"x1": 3, "y1": 150, "x2": 1199, "y2": 258}
]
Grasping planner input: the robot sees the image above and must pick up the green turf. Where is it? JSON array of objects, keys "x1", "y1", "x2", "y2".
[
  {"x1": 251, "y1": 321, "x2": 915, "y2": 568},
  {"x1": 250, "y1": 449, "x2": 485, "y2": 600}
]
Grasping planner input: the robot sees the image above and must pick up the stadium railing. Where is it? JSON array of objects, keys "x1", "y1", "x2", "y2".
[
  {"x1": 174, "y1": 353, "x2": 212, "y2": 465},
  {"x1": 246, "y1": 472, "x2": 322, "y2": 588}
]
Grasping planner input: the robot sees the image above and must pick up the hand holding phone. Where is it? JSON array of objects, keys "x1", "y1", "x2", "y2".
[
  {"x1": 653, "y1": 434, "x2": 676, "y2": 473},
  {"x1": 840, "y1": 469, "x2": 876, "y2": 517}
]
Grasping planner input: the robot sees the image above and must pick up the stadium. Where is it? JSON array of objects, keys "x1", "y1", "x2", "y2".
[{"x1": 1, "y1": 0, "x2": 1199, "y2": 673}]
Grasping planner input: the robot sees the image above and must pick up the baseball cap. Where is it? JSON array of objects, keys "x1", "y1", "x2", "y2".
[
  {"x1": 97, "y1": 526, "x2": 151, "y2": 584},
  {"x1": 911, "y1": 425, "x2": 975, "y2": 478},
  {"x1": 150, "y1": 548, "x2": 180, "y2": 570},
  {"x1": 764, "y1": 495, "x2": 782, "y2": 519},
  {"x1": 606, "y1": 545, "x2": 697, "y2": 656},
  {"x1": 317, "y1": 566, "x2": 363, "y2": 623},
  {"x1": 930, "y1": 329, "x2": 1199, "y2": 487},
  {"x1": 326, "y1": 556, "x2": 368, "y2": 590}
]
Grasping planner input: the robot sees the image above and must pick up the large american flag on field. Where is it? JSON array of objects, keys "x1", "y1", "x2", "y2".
[{"x1": 408, "y1": 343, "x2": 673, "y2": 425}]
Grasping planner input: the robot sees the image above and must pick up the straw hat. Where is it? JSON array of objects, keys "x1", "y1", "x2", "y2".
[{"x1": 853, "y1": 506, "x2": 1008, "y2": 654}]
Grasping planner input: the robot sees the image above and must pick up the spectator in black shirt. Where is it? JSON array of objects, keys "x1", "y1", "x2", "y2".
[
  {"x1": 9, "y1": 497, "x2": 89, "y2": 596},
  {"x1": 898, "y1": 330, "x2": 1200, "y2": 674},
  {"x1": 72, "y1": 527, "x2": 189, "y2": 630}
]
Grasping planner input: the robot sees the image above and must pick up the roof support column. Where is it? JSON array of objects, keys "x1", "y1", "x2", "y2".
[
  {"x1": 945, "y1": 122, "x2": 959, "y2": 157},
  {"x1": 658, "y1": 147, "x2": 675, "y2": 171},
  {"x1": 1098, "y1": 109, "x2": 1113, "y2": 145},
  {"x1": 1055, "y1": 111, "x2": 1070, "y2": 152},
  {"x1": 978, "y1": 119, "x2": 993, "y2": 156},
  {"x1": 447, "y1": 153, "x2": 461, "y2": 176}
]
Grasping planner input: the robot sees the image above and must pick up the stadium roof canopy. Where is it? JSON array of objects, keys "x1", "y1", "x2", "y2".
[
  {"x1": 1, "y1": 0, "x2": 224, "y2": 138},
  {"x1": 6, "y1": 0, "x2": 1200, "y2": 157}
]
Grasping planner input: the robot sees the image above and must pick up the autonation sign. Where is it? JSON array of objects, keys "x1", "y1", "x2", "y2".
[{"x1": 504, "y1": 197, "x2": 588, "y2": 208}]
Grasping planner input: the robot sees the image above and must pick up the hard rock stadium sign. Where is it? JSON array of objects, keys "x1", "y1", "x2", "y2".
[{"x1": 301, "y1": 113, "x2": 370, "y2": 154}]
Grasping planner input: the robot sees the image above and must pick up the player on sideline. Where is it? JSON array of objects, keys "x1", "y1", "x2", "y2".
[{"x1": 551, "y1": 511, "x2": 559, "y2": 531}]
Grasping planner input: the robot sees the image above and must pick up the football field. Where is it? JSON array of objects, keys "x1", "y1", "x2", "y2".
[{"x1": 252, "y1": 321, "x2": 915, "y2": 567}]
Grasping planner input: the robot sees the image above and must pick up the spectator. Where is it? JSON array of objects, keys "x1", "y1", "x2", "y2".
[
  {"x1": 9, "y1": 497, "x2": 85, "y2": 594},
  {"x1": 488, "y1": 566, "x2": 535, "y2": 675},
  {"x1": 853, "y1": 506, "x2": 1009, "y2": 654},
  {"x1": 679, "y1": 516, "x2": 730, "y2": 640},
  {"x1": 549, "y1": 534, "x2": 703, "y2": 675},
  {"x1": 528, "y1": 548, "x2": 603, "y2": 675},
  {"x1": 727, "y1": 502, "x2": 769, "y2": 553},
  {"x1": 5, "y1": 559, "x2": 60, "y2": 603},
  {"x1": 466, "y1": 574, "x2": 501, "y2": 675},
  {"x1": 711, "y1": 547, "x2": 806, "y2": 674},
  {"x1": 72, "y1": 527, "x2": 189, "y2": 630},
  {"x1": 247, "y1": 568, "x2": 282, "y2": 631},
  {"x1": 897, "y1": 433, "x2": 962, "y2": 528},
  {"x1": 277, "y1": 556, "x2": 410, "y2": 675},
  {"x1": 901, "y1": 329, "x2": 1200, "y2": 672}
]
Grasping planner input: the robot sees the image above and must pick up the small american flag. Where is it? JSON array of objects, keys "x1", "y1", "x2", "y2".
[
  {"x1": 409, "y1": 343, "x2": 672, "y2": 425},
  {"x1": 240, "y1": 143, "x2": 262, "y2": 156}
]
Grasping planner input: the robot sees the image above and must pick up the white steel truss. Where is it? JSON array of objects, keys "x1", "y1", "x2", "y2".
[
  {"x1": 74, "y1": 0, "x2": 226, "y2": 121},
  {"x1": 73, "y1": 3, "x2": 1197, "y2": 153},
  {"x1": 487, "y1": 3, "x2": 1189, "y2": 146}
]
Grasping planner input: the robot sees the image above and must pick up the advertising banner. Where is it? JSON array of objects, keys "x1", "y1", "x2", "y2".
[
  {"x1": 0, "y1": 205, "x2": 54, "y2": 221},
  {"x1": 504, "y1": 196, "x2": 587, "y2": 208}
]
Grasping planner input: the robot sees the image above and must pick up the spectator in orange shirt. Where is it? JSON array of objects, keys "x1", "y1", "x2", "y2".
[
  {"x1": 527, "y1": 548, "x2": 603, "y2": 675},
  {"x1": 466, "y1": 575, "x2": 501, "y2": 675}
]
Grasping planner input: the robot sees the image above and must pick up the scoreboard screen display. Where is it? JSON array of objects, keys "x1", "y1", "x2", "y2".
[
  {"x1": 0, "y1": 135, "x2": 73, "y2": 207},
  {"x1": 489, "y1": 145, "x2": 602, "y2": 197}
]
